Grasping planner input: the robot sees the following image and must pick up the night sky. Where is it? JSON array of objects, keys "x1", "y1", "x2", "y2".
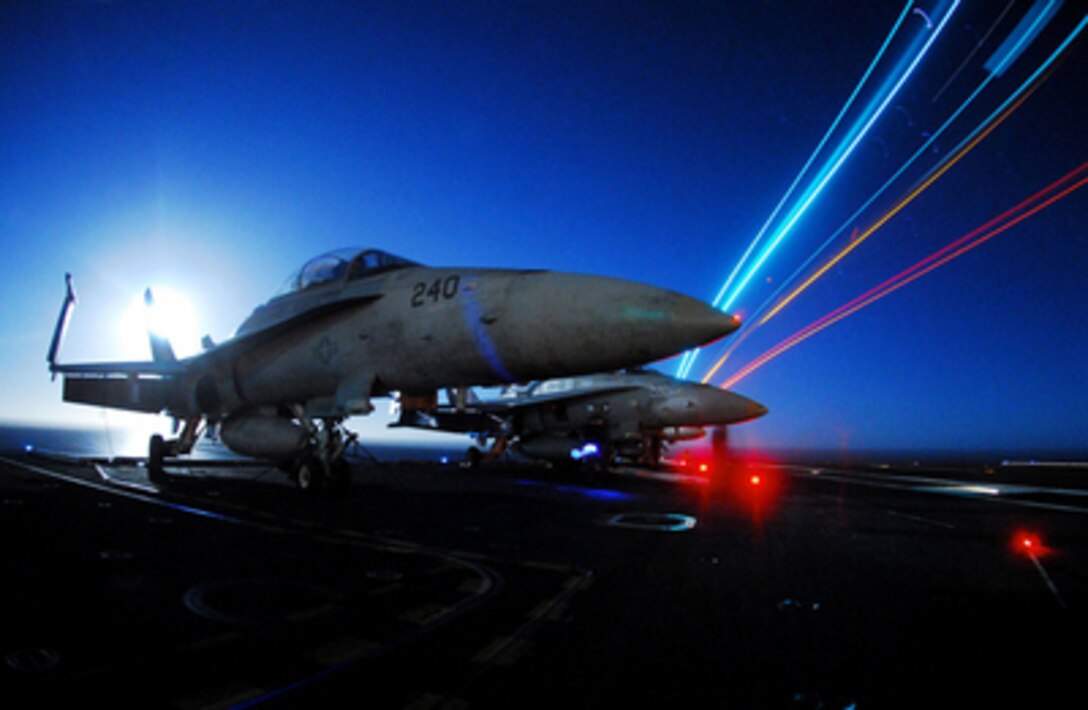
[{"x1": 2, "y1": 1, "x2": 1086, "y2": 457}]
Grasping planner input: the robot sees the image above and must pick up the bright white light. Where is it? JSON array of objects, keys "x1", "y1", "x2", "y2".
[
  {"x1": 570, "y1": 442, "x2": 600, "y2": 461},
  {"x1": 119, "y1": 286, "x2": 201, "y2": 359}
]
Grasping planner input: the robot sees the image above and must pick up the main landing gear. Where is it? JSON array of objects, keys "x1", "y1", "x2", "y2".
[
  {"x1": 289, "y1": 417, "x2": 356, "y2": 494},
  {"x1": 146, "y1": 415, "x2": 356, "y2": 494},
  {"x1": 462, "y1": 435, "x2": 508, "y2": 469},
  {"x1": 147, "y1": 417, "x2": 202, "y2": 484},
  {"x1": 639, "y1": 434, "x2": 665, "y2": 470}
]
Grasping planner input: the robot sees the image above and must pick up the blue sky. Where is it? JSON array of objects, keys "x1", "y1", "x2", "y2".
[{"x1": 2, "y1": 1, "x2": 1086, "y2": 456}]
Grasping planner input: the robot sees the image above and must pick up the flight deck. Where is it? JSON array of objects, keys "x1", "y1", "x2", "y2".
[{"x1": 1, "y1": 442, "x2": 1085, "y2": 709}]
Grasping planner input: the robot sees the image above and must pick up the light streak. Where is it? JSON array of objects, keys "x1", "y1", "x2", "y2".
[
  {"x1": 716, "y1": 161, "x2": 1088, "y2": 390},
  {"x1": 704, "y1": 86, "x2": 1027, "y2": 384},
  {"x1": 677, "y1": 0, "x2": 957, "y2": 380},
  {"x1": 700, "y1": 6, "x2": 1083, "y2": 384},
  {"x1": 674, "y1": 0, "x2": 913, "y2": 382},
  {"x1": 699, "y1": 316, "x2": 755, "y2": 383},
  {"x1": 757, "y1": 86, "x2": 1023, "y2": 327},
  {"x1": 753, "y1": 8, "x2": 1085, "y2": 329},
  {"x1": 931, "y1": 0, "x2": 1017, "y2": 104},
  {"x1": 703, "y1": 10, "x2": 1086, "y2": 385},
  {"x1": 716, "y1": 0, "x2": 957, "y2": 316},
  {"x1": 707, "y1": 1, "x2": 915, "y2": 311},
  {"x1": 984, "y1": 0, "x2": 1064, "y2": 77}
]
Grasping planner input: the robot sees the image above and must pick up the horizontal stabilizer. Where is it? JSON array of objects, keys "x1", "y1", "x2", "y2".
[
  {"x1": 52, "y1": 360, "x2": 187, "y2": 376},
  {"x1": 63, "y1": 375, "x2": 171, "y2": 413}
]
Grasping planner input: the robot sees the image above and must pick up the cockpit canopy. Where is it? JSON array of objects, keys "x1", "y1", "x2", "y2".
[{"x1": 278, "y1": 248, "x2": 420, "y2": 295}]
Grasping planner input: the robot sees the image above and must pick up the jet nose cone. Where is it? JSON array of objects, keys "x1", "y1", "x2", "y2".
[
  {"x1": 488, "y1": 272, "x2": 743, "y2": 382},
  {"x1": 611, "y1": 290, "x2": 741, "y2": 369},
  {"x1": 661, "y1": 298, "x2": 741, "y2": 346},
  {"x1": 703, "y1": 389, "x2": 767, "y2": 425},
  {"x1": 651, "y1": 386, "x2": 767, "y2": 427}
]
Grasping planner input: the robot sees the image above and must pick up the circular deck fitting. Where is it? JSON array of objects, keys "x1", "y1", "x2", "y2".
[
  {"x1": 5, "y1": 647, "x2": 61, "y2": 674},
  {"x1": 365, "y1": 568, "x2": 404, "y2": 582},
  {"x1": 97, "y1": 549, "x2": 134, "y2": 562},
  {"x1": 184, "y1": 578, "x2": 344, "y2": 626},
  {"x1": 606, "y1": 512, "x2": 697, "y2": 532}
]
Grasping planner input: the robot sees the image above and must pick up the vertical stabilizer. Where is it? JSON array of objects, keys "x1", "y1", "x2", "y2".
[
  {"x1": 47, "y1": 273, "x2": 78, "y2": 378},
  {"x1": 145, "y1": 288, "x2": 178, "y2": 363}
]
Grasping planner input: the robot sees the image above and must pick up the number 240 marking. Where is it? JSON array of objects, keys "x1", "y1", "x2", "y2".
[{"x1": 411, "y1": 275, "x2": 460, "y2": 307}]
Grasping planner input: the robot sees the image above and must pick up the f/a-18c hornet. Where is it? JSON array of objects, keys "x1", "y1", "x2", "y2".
[
  {"x1": 396, "y1": 368, "x2": 767, "y2": 469},
  {"x1": 48, "y1": 247, "x2": 740, "y2": 491}
]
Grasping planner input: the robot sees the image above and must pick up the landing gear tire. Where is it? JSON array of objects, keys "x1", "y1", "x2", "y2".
[
  {"x1": 148, "y1": 434, "x2": 167, "y2": 484},
  {"x1": 295, "y1": 456, "x2": 326, "y2": 493},
  {"x1": 287, "y1": 415, "x2": 357, "y2": 495}
]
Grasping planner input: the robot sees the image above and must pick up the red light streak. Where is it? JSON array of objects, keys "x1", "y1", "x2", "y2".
[
  {"x1": 756, "y1": 55, "x2": 1048, "y2": 328},
  {"x1": 718, "y1": 161, "x2": 1088, "y2": 390},
  {"x1": 700, "y1": 81, "x2": 1030, "y2": 386}
]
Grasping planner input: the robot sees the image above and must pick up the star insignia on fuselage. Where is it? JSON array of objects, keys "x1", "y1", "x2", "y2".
[{"x1": 316, "y1": 335, "x2": 338, "y2": 365}]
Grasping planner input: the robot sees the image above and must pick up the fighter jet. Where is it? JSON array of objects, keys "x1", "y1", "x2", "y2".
[
  {"x1": 48, "y1": 247, "x2": 739, "y2": 490},
  {"x1": 395, "y1": 368, "x2": 767, "y2": 469}
]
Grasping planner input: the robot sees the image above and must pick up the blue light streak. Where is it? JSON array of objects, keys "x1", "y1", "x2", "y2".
[
  {"x1": 718, "y1": 1, "x2": 958, "y2": 316},
  {"x1": 675, "y1": 0, "x2": 916, "y2": 381},
  {"x1": 679, "y1": 0, "x2": 959, "y2": 380},
  {"x1": 985, "y1": 0, "x2": 1063, "y2": 77},
  {"x1": 699, "y1": 11, "x2": 1088, "y2": 387},
  {"x1": 732, "y1": 0, "x2": 1064, "y2": 341},
  {"x1": 708, "y1": 0, "x2": 915, "y2": 312},
  {"x1": 936, "y1": 12, "x2": 1088, "y2": 181}
]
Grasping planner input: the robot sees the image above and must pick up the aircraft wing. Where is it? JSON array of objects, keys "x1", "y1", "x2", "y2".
[
  {"x1": 396, "y1": 384, "x2": 642, "y2": 438},
  {"x1": 477, "y1": 384, "x2": 642, "y2": 412},
  {"x1": 393, "y1": 408, "x2": 505, "y2": 435}
]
